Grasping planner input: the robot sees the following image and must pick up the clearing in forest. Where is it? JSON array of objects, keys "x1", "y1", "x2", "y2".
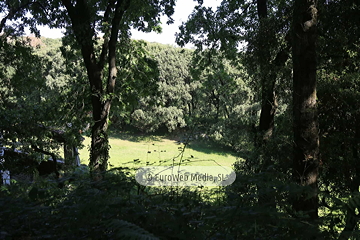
[{"x1": 78, "y1": 132, "x2": 240, "y2": 168}]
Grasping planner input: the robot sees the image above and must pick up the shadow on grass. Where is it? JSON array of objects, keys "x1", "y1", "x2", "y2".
[
  {"x1": 109, "y1": 130, "x2": 164, "y2": 142},
  {"x1": 165, "y1": 130, "x2": 246, "y2": 158},
  {"x1": 186, "y1": 141, "x2": 236, "y2": 157},
  {"x1": 108, "y1": 129, "x2": 245, "y2": 164}
]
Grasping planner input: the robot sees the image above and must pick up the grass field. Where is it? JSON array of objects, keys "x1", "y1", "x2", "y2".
[{"x1": 78, "y1": 131, "x2": 240, "y2": 168}]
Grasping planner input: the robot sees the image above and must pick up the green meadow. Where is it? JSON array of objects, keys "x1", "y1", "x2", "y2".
[{"x1": 78, "y1": 131, "x2": 240, "y2": 168}]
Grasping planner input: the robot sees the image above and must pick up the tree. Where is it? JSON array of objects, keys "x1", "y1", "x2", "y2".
[
  {"x1": 0, "y1": 36, "x2": 85, "y2": 177},
  {"x1": 259, "y1": 2, "x2": 292, "y2": 145},
  {"x1": 1, "y1": 0, "x2": 176, "y2": 177},
  {"x1": 249, "y1": 0, "x2": 292, "y2": 208},
  {"x1": 187, "y1": 51, "x2": 253, "y2": 148},
  {"x1": 316, "y1": 0, "x2": 360, "y2": 235},
  {"x1": 291, "y1": 0, "x2": 319, "y2": 220},
  {"x1": 176, "y1": 0, "x2": 292, "y2": 145},
  {"x1": 59, "y1": 0, "x2": 176, "y2": 178},
  {"x1": 0, "y1": 0, "x2": 172, "y2": 178},
  {"x1": 175, "y1": 0, "x2": 292, "y2": 210},
  {"x1": 130, "y1": 43, "x2": 193, "y2": 132},
  {"x1": 0, "y1": 1, "x2": 42, "y2": 37}
]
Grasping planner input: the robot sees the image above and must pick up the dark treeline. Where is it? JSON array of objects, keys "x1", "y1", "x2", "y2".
[{"x1": 1, "y1": 0, "x2": 360, "y2": 239}]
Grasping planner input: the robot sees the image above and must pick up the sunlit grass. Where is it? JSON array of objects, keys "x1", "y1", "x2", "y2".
[{"x1": 78, "y1": 132, "x2": 240, "y2": 168}]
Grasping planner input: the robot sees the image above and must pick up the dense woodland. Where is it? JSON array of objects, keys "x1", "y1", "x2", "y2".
[{"x1": 0, "y1": 0, "x2": 360, "y2": 239}]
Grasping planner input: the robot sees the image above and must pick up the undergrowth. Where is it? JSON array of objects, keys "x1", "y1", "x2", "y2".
[{"x1": 1, "y1": 164, "x2": 356, "y2": 240}]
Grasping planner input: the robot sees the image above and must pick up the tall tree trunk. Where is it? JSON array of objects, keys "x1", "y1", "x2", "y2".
[
  {"x1": 292, "y1": 0, "x2": 319, "y2": 220},
  {"x1": 256, "y1": 0, "x2": 272, "y2": 143},
  {"x1": 256, "y1": 0, "x2": 291, "y2": 145},
  {"x1": 257, "y1": 0, "x2": 277, "y2": 145},
  {"x1": 90, "y1": 97, "x2": 110, "y2": 178},
  {"x1": 255, "y1": 0, "x2": 279, "y2": 209},
  {"x1": 62, "y1": 0, "x2": 130, "y2": 179},
  {"x1": 258, "y1": 79, "x2": 277, "y2": 144},
  {"x1": 258, "y1": 41, "x2": 290, "y2": 144}
]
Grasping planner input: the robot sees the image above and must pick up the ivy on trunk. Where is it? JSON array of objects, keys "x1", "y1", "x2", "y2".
[{"x1": 61, "y1": 0, "x2": 130, "y2": 178}]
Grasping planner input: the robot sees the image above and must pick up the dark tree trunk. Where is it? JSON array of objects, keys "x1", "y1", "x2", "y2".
[
  {"x1": 258, "y1": 78, "x2": 277, "y2": 144},
  {"x1": 256, "y1": 0, "x2": 291, "y2": 146},
  {"x1": 256, "y1": 0, "x2": 276, "y2": 146},
  {"x1": 258, "y1": 42, "x2": 290, "y2": 144},
  {"x1": 61, "y1": 0, "x2": 130, "y2": 179},
  {"x1": 255, "y1": 0, "x2": 280, "y2": 209},
  {"x1": 90, "y1": 97, "x2": 110, "y2": 178},
  {"x1": 292, "y1": 0, "x2": 319, "y2": 220}
]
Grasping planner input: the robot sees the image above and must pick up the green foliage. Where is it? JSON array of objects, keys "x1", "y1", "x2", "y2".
[
  {"x1": 108, "y1": 219, "x2": 160, "y2": 240},
  {"x1": 1, "y1": 0, "x2": 360, "y2": 238},
  {"x1": 316, "y1": 0, "x2": 360, "y2": 206},
  {"x1": 0, "y1": 165, "x2": 337, "y2": 240},
  {"x1": 127, "y1": 43, "x2": 193, "y2": 132},
  {"x1": 110, "y1": 40, "x2": 161, "y2": 127},
  {"x1": 0, "y1": 35, "x2": 92, "y2": 173},
  {"x1": 125, "y1": 41, "x2": 255, "y2": 151}
]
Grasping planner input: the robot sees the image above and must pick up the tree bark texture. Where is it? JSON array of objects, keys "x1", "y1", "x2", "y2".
[
  {"x1": 292, "y1": 0, "x2": 320, "y2": 220},
  {"x1": 255, "y1": 0, "x2": 292, "y2": 209},
  {"x1": 255, "y1": 0, "x2": 278, "y2": 209},
  {"x1": 256, "y1": 0, "x2": 292, "y2": 146},
  {"x1": 62, "y1": 0, "x2": 130, "y2": 179},
  {"x1": 256, "y1": 0, "x2": 276, "y2": 146}
]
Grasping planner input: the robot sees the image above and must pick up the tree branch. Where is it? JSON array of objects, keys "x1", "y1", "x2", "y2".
[
  {"x1": 0, "y1": 0, "x2": 47, "y2": 34},
  {"x1": 61, "y1": 0, "x2": 74, "y2": 13},
  {"x1": 106, "y1": 0, "x2": 131, "y2": 95},
  {"x1": 98, "y1": 0, "x2": 117, "y2": 69}
]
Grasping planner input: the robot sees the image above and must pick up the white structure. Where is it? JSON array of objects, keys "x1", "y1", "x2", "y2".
[
  {"x1": 0, "y1": 147, "x2": 10, "y2": 185},
  {"x1": 75, "y1": 147, "x2": 81, "y2": 166}
]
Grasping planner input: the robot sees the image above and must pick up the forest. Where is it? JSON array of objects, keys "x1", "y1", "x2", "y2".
[{"x1": 0, "y1": 0, "x2": 360, "y2": 239}]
